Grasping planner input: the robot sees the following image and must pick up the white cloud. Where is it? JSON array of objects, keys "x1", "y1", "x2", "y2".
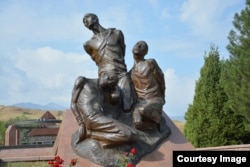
[
  {"x1": 180, "y1": 0, "x2": 217, "y2": 24},
  {"x1": 0, "y1": 2, "x2": 84, "y2": 44},
  {"x1": 180, "y1": 0, "x2": 239, "y2": 39},
  {"x1": 1, "y1": 46, "x2": 97, "y2": 106},
  {"x1": 15, "y1": 47, "x2": 94, "y2": 88},
  {"x1": 164, "y1": 68, "x2": 197, "y2": 116}
]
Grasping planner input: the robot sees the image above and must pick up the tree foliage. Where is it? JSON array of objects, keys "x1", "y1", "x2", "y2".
[
  {"x1": 5, "y1": 114, "x2": 29, "y2": 125},
  {"x1": 184, "y1": 45, "x2": 246, "y2": 148},
  {"x1": 184, "y1": 1, "x2": 250, "y2": 147},
  {"x1": 0, "y1": 115, "x2": 30, "y2": 145},
  {"x1": 225, "y1": 0, "x2": 250, "y2": 130},
  {"x1": 0, "y1": 121, "x2": 6, "y2": 145}
]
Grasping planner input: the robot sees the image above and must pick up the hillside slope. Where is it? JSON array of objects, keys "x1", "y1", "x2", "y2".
[
  {"x1": 0, "y1": 105, "x2": 63, "y2": 122},
  {"x1": 0, "y1": 105, "x2": 184, "y2": 133}
]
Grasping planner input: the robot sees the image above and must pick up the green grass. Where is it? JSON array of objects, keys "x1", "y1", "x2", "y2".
[{"x1": 0, "y1": 161, "x2": 48, "y2": 167}]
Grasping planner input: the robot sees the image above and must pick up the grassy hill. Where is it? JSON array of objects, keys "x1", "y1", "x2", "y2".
[
  {"x1": 0, "y1": 105, "x2": 185, "y2": 147},
  {"x1": 0, "y1": 105, "x2": 63, "y2": 122},
  {"x1": 172, "y1": 120, "x2": 185, "y2": 133},
  {"x1": 0, "y1": 105, "x2": 64, "y2": 146},
  {"x1": 0, "y1": 105, "x2": 184, "y2": 132}
]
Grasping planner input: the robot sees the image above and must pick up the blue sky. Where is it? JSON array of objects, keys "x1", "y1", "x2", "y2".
[{"x1": 0, "y1": 0, "x2": 245, "y2": 116}]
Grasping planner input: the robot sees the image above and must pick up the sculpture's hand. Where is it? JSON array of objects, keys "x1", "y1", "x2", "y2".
[{"x1": 133, "y1": 109, "x2": 143, "y2": 129}]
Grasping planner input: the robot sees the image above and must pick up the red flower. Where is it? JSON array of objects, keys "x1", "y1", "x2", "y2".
[
  {"x1": 130, "y1": 147, "x2": 137, "y2": 155},
  {"x1": 48, "y1": 160, "x2": 54, "y2": 165},
  {"x1": 58, "y1": 159, "x2": 64, "y2": 164},
  {"x1": 126, "y1": 163, "x2": 133, "y2": 167},
  {"x1": 54, "y1": 155, "x2": 60, "y2": 161},
  {"x1": 52, "y1": 163, "x2": 61, "y2": 167},
  {"x1": 70, "y1": 158, "x2": 78, "y2": 166},
  {"x1": 48, "y1": 155, "x2": 78, "y2": 167},
  {"x1": 54, "y1": 155, "x2": 64, "y2": 164}
]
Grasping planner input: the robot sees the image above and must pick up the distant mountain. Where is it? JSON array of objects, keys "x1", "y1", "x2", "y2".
[{"x1": 12, "y1": 102, "x2": 68, "y2": 111}]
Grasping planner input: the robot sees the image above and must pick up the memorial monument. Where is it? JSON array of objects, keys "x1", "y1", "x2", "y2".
[{"x1": 70, "y1": 13, "x2": 171, "y2": 167}]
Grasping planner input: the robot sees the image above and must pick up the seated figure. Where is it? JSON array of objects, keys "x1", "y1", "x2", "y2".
[
  {"x1": 130, "y1": 41, "x2": 166, "y2": 130},
  {"x1": 71, "y1": 71, "x2": 138, "y2": 148}
]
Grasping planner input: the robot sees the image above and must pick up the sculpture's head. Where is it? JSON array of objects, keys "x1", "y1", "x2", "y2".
[
  {"x1": 132, "y1": 41, "x2": 148, "y2": 59},
  {"x1": 99, "y1": 71, "x2": 118, "y2": 92},
  {"x1": 83, "y1": 13, "x2": 99, "y2": 30}
]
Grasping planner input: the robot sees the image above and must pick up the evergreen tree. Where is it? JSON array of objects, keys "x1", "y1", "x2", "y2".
[
  {"x1": 226, "y1": 0, "x2": 250, "y2": 130},
  {"x1": 220, "y1": 60, "x2": 249, "y2": 144},
  {"x1": 184, "y1": 45, "x2": 246, "y2": 147},
  {"x1": 0, "y1": 121, "x2": 6, "y2": 145}
]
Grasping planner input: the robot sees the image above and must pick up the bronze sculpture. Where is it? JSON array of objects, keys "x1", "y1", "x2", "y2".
[
  {"x1": 130, "y1": 41, "x2": 165, "y2": 130},
  {"x1": 83, "y1": 13, "x2": 136, "y2": 111},
  {"x1": 71, "y1": 13, "x2": 171, "y2": 166},
  {"x1": 71, "y1": 72, "x2": 138, "y2": 148}
]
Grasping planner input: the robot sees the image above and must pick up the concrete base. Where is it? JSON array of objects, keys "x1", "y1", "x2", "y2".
[{"x1": 55, "y1": 110, "x2": 194, "y2": 166}]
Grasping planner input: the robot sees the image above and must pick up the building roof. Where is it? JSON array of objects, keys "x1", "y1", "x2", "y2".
[
  {"x1": 40, "y1": 111, "x2": 56, "y2": 120},
  {"x1": 28, "y1": 128, "x2": 59, "y2": 136}
]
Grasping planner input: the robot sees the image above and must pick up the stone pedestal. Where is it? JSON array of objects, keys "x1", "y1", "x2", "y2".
[{"x1": 54, "y1": 110, "x2": 194, "y2": 166}]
